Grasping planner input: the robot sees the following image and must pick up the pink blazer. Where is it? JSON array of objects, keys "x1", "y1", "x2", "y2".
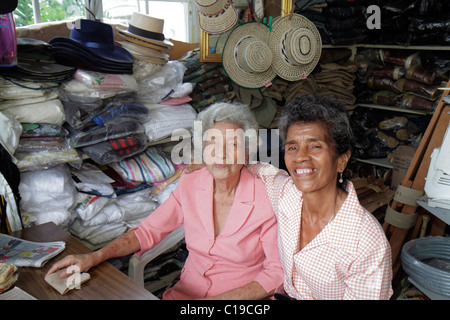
[{"x1": 134, "y1": 166, "x2": 284, "y2": 300}]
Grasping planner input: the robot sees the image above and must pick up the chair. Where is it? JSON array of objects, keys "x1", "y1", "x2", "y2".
[{"x1": 128, "y1": 226, "x2": 185, "y2": 288}]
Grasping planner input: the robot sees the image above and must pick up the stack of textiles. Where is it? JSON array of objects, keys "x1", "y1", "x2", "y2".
[
  {"x1": 276, "y1": 48, "x2": 358, "y2": 111},
  {"x1": 19, "y1": 165, "x2": 77, "y2": 228},
  {"x1": 354, "y1": 49, "x2": 448, "y2": 112},
  {"x1": 294, "y1": 0, "x2": 367, "y2": 45},
  {"x1": 134, "y1": 60, "x2": 198, "y2": 143},
  {"x1": 183, "y1": 59, "x2": 235, "y2": 111},
  {"x1": 366, "y1": 1, "x2": 450, "y2": 46},
  {"x1": 60, "y1": 69, "x2": 150, "y2": 165},
  {"x1": 0, "y1": 74, "x2": 81, "y2": 172},
  {"x1": 68, "y1": 148, "x2": 180, "y2": 247}
]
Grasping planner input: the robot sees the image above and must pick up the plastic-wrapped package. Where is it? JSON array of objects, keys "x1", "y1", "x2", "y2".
[
  {"x1": 143, "y1": 104, "x2": 197, "y2": 142},
  {"x1": 19, "y1": 165, "x2": 77, "y2": 226},
  {"x1": 81, "y1": 133, "x2": 148, "y2": 165},
  {"x1": 0, "y1": 111, "x2": 22, "y2": 159},
  {"x1": 14, "y1": 145, "x2": 82, "y2": 172},
  {"x1": 138, "y1": 61, "x2": 188, "y2": 103},
  {"x1": 73, "y1": 69, "x2": 138, "y2": 91},
  {"x1": 0, "y1": 90, "x2": 58, "y2": 110},
  {"x1": 21, "y1": 123, "x2": 68, "y2": 137},
  {"x1": 1, "y1": 99, "x2": 65, "y2": 126},
  {"x1": 401, "y1": 236, "x2": 450, "y2": 297},
  {"x1": 67, "y1": 120, "x2": 145, "y2": 148},
  {"x1": 59, "y1": 90, "x2": 138, "y2": 129},
  {"x1": 16, "y1": 136, "x2": 67, "y2": 153}
]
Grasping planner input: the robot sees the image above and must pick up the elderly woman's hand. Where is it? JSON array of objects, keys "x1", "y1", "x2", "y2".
[{"x1": 46, "y1": 252, "x2": 99, "y2": 278}]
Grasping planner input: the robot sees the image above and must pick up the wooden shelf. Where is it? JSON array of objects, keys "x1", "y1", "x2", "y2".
[
  {"x1": 353, "y1": 157, "x2": 393, "y2": 169},
  {"x1": 356, "y1": 103, "x2": 434, "y2": 116}
]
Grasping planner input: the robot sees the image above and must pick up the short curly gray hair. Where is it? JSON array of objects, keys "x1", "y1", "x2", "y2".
[{"x1": 198, "y1": 102, "x2": 259, "y2": 156}]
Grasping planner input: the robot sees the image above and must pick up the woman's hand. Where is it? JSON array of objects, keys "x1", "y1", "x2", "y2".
[{"x1": 46, "y1": 252, "x2": 99, "y2": 278}]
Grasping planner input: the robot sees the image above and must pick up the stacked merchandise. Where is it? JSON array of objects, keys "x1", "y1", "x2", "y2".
[
  {"x1": 366, "y1": 0, "x2": 450, "y2": 46},
  {"x1": 59, "y1": 69, "x2": 150, "y2": 165},
  {"x1": 0, "y1": 39, "x2": 81, "y2": 172},
  {"x1": 116, "y1": 12, "x2": 172, "y2": 65},
  {"x1": 183, "y1": 60, "x2": 235, "y2": 111},
  {"x1": 271, "y1": 48, "x2": 358, "y2": 111},
  {"x1": 49, "y1": 20, "x2": 134, "y2": 74},
  {"x1": 294, "y1": 0, "x2": 367, "y2": 45},
  {"x1": 352, "y1": 49, "x2": 449, "y2": 161},
  {"x1": 355, "y1": 49, "x2": 445, "y2": 110}
]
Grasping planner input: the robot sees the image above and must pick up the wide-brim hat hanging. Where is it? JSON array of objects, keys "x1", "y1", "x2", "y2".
[
  {"x1": 222, "y1": 21, "x2": 276, "y2": 89},
  {"x1": 116, "y1": 12, "x2": 173, "y2": 49},
  {"x1": 268, "y1": 13, "x2": 322, "y2": 81},
  {"x1": 195, "y1": 0, "x2": 238, "y2": 34}
]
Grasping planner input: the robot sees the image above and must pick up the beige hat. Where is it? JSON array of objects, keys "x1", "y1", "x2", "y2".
[
  {"x1": 195, "y1": 0, "x2": 238, "y2": 34},
  {"x1": 117, "y1": 40, "x2": 169, "y2": 65},
  {"x1": 268, "y1": 14, "x2": 322, "y2": 81},
  {"x1": 222, "y1": 21, "x2": 276, "y2": 89},
  {"x1": 116, "y1": 12, "x2": 173, "y2": 49}
]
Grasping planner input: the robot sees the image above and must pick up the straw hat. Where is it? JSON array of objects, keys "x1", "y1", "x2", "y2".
[
  {"x1": 116, "y1": 12, "x2": 173, "y2": 49},
  {"x1": 268, "y1": 14, "x2": 322, "y2": 81},
  {"x1": 195, "y1": 0, "x2": 238, "y2": 34},
  {"x1": 222, "y1": 21, "x2": 276, "y2": 89},
  {"x1": 117, "y1": 41, "x2": 169, "y2": 65}
]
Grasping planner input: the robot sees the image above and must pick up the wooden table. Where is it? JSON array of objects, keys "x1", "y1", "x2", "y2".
[{"x1": 10, "y1": 222, "x2": 158, "y2": 300}]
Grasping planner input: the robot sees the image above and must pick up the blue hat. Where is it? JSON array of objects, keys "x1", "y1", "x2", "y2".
[{"x1": 50, "y1": 19, "x2": 133, "y2": 64}]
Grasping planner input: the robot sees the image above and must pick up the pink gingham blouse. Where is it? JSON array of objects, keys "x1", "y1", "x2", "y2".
[{"x1": 248, "y1": 162, "x2": 393, "y2": 300}]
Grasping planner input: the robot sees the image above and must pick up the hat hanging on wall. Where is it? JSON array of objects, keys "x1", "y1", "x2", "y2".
[
  {"x1": 116, "y1": 12, "x2": 173, "y2": 50},
  {"x1": 222, "y1": 21, "x2": 276, "y2": 89},
  {"x1": 195, "y1": 0, "x2": 238, "y2": 34},
  {"x1": 268, "y1": 13, "x2": 322, "y2": 81}
]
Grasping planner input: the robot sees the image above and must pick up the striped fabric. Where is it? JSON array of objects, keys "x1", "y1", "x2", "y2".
[{"x1": 110, "y1": 147, "x2": 175, "y2": 184}]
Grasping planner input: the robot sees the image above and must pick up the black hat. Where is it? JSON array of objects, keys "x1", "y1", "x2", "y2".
[{"x1": 0, "y1": 0, "x2": 18, "y2": 14}]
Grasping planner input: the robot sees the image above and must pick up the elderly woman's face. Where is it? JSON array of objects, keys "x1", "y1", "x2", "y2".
[
  {"x1": 284, "y1": 122, "x2": 349, "y2": 194},
  {"x1": 203, "y1": 121, "x2": 246, "y2": 181}
]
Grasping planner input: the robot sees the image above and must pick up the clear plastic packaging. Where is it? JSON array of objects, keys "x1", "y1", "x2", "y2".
[
  {"x1": 138, "y1": 61, "x2": 189, "y2": 103},
  {"x1": 401, "y1": 236, "x2": 450, "y2": 297},
  {"x1": 73, "y1": 69, "x2": 138, "y2": 91}
]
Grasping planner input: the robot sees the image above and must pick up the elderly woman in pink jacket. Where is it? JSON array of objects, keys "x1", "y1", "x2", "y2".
[{"x1": 47, "y1": 102, "x2": 283, "y2": 300}]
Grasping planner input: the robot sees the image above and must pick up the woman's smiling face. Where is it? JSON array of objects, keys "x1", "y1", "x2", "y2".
[{"x1": 284, "y1": 121, "x2": 348, "y2": 194}]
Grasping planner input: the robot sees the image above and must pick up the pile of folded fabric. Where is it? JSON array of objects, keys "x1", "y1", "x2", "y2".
[
  {"x1": 294, "y1": 0, "x2": 367, "y2": 45},
  {"x1": 19, "y1": 164, "x2": 77, "y2": 228},
  {"x1": 0, "y1": 40, "x2": 82, "y2": 172},
  {"x1": 274, "y1": 48, "x2": 358, "y2": 111},
  {"x1": 116, "y1": 12, "x2": 172, "y2": 65},
  {"x1": 366, "y1": 1, "x2": 450, "y2": 46},
  {"x1": 68, "y1": 147, "x2": 179, "y2": 247},
  {"x1": 59, "y1": 69, "x2": 150, "y2": 165},
  {"x1": 183, "y1": 58, "x2": 235, "y2": 111},
  {"x1": 49, "y1": 19, "x2": 134, "y2": 74}
]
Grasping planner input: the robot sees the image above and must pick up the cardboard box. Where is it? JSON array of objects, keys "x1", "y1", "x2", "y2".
[{"x1": 391, "y1": 145, "x2": 417, "y2": 188}]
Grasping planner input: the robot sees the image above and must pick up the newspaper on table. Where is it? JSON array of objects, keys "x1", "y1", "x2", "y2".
[{"x1": 0, "y1": 233, "x2": 65, "y2": 267}]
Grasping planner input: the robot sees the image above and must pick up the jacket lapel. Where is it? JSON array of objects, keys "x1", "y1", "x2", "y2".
[{"x1": 219, "y1": 167, "x2": 255, "y2": 237}]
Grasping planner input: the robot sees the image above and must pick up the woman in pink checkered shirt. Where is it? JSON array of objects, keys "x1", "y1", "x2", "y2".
[{"x1": 248, "y1": 94, "x2": 393, "y2": 300}]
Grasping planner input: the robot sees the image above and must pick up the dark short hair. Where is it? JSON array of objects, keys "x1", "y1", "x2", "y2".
[{"x1": 279, "y1": 94, "x2": 354, "y2": 156}]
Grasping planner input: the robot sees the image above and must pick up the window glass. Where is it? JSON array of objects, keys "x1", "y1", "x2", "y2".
[{"x1": 14, "y1": 0, "x2": 85, "y2": 27}]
